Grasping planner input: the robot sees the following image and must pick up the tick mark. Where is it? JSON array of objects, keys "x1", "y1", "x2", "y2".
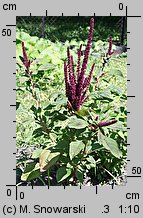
[
  {"x1": 111, "y1": 183, "x2": 114, "y2": 189},
  {"x1": 127, "y1": 175, "x2": 141, "y2": 178},
  {"x1": 96, "y1": 186, "x2": 98, "y2": 194},
  {"x1": 6, "y1": 24, "x2": 16, "y2": 27}
]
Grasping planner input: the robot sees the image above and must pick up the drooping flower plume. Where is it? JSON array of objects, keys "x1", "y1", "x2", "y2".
[
  {"x1": 107, "y1": 36, "x2": 114, "y2": 56},
  {"x1": 97, "y1": 119, "x2": 117, "y2": 127},
  {"x1": 22, "y1": 42, "x2": 31, "y2": 70},
  {"x1": 64, "y1": 18, "x2": 95, "y2": 111},
  {"x1": 21, "y1": 41, "x2": 41, "y2": 107}
]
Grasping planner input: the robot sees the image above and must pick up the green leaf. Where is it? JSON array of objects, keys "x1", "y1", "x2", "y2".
[
  {"x1": 16, "y1": 102, "x2": 20, "y2": 110},
  {"x1": 110, "y1": 85, "x2": 123, "y2": 95},
  {"x1": 56, "y1": 166, "x2": 71, "y2": 183},
  {"x1": 87, "y1": 156, "x2": 96, "y2": 166},
  {"x1": 99, "y1": 133, "x2": 122, "y2": 158},
  {"x1": 111, "y1": 69, "x2": 124, "y2": 77},
  {"x1": 68, "y1": 116, "x2": 88, "y2": 129},
  {"x1": 32, "y1": 148, "x2": 43, "y2": 159},
  {"x1": 91, "y1": 89, "x2": 113, "y2": 101},
  {"x1": 92, "y1": 142, "x2": 103, "y2": 151},
  {"x1": 52, "y1": 96, "x2": 67, "y2": 106},
  {"x1": 39, "y1": 149, "x2": 60, "y2": 172},
  {"x1": 76, "y1": 108, "x2": 89, "y2": 116},
  {"x1": 32, "y1": 127, "x2": 43, "y2": 138},
  {"x1": 76, "y1": 170, "x2": 83, "y2": 183},
  {"x1": 30, "y1": 105, "x2": 37, "y2": 113},
  {"x1": 107, "y1": 121, "x2": 126, "y2": 131},
  {"x1": 69, "y1": 141, "x2": 85, "y2": 160},
  {"x1": 38, "y1": 64, "x2": 55, "y2": 71},
  {"x1": 19, "y1": 76, "x2": 29, "y2": 84},
  {"x1": 21, "y1": 162, "x2": 40, "y2": 182},
  {"x1": 19, "y1": 56, "x2": 24, "y2": 63},
  {"x1": 49, "y1": 133, "x2": 57, "y2": 142}
]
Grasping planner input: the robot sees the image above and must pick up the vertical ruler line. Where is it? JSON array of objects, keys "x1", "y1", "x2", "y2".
[{"x1": 16, "y1": 186, "x2": 18, "y2": 200}]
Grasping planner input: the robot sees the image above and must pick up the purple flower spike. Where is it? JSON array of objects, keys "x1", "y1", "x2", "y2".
[
  {"x1": 77, "y1": 44, "x2": 82, "y2": 80},
  {"x1": 67, "y1": 49, "x2": 76, "y2": 104},
  {"x1": 22, "y1": 41, "x2": 30, "y2": 69},
  {"x1": 97, "y1": 120, "x2": 117, "y2": 127},
  {"x1": 77, "y1": 18, "x2": 94, "y2": 98},
  {"x1": 107, "y1": 36, "x2": 114, "y2": 56},
  {"x1": 64, "y1": 61, "x2": 69, "y2": 97},
  {"x1": 83, "y1": 63, "x2": 95, "y2": 89},
  {"x1": 64, "y1": 18, "x2": 95, "y2": 111}
]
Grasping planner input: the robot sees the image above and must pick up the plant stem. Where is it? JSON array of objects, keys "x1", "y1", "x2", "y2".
[
  {"x1": 38, "y1": 176, "x2": 46, "y2": 186},
  {"x1": 102, "y1": 167, "x2": 120, "y2": 185}
]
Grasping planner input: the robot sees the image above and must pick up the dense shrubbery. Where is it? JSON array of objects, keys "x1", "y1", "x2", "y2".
[{"x1": 16, "y1": 18, "x2": 127, "y2": 186}]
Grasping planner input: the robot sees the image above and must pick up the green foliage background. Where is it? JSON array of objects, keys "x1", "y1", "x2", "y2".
[{"x1": 16, "y1": 17, "x2": 127, "y2": 185}]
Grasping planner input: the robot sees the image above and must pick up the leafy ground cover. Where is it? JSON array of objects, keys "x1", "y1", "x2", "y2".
[{"x1": 16, "y1": 18, "x2": 127, "y2": 186}]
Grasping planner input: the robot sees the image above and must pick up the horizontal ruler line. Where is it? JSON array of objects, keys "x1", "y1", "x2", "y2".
[
  {"x1": 127, "y1": 175, "x2": 141, "y2": 178},
  {"x1": 127, "y1": 16, "x2": 141, "y2": 17},
  {"x1": 6, "y1": 25, "x2": 16, "y2": 27}
]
